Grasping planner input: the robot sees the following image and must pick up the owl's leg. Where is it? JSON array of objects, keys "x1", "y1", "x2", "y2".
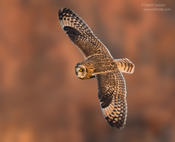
[
  {"x1": 114, "y1": 58, "x2": 135, "y2": 74},
  {"x1": 89, "y1": 75, "x2": 95, "y2": 78}
]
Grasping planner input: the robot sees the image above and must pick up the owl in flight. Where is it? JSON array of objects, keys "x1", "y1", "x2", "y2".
[{"x1": 58, "y1": 8, "x2": 135, "y2": 129}]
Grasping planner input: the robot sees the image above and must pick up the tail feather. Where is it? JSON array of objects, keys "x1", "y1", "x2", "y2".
[{"x1": 115, "y1": 58, "x2": 135, "y2": 74}]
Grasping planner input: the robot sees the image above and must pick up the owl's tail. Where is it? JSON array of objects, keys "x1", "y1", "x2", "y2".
[{"x1": 114, "y1": 58, "x2": 135, "y2": 74}]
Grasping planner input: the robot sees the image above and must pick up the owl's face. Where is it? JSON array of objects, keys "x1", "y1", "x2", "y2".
[
  {"x1": 75, "y1": 63, "x2": 94, "y2": 79},
  {"x1": 75, "y1": 64, "x2": 88, "y2": 79}
]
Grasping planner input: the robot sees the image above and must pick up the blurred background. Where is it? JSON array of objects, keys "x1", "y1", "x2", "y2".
[{"x1": 0, "y1": 0, "x2": 175, "y2": 142}]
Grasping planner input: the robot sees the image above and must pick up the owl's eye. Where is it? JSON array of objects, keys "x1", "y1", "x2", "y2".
[{"x1": 79, "y1": 68, "x2": 84, "y2": 72}]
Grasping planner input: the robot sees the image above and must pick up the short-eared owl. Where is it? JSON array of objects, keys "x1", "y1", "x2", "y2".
[{"x1": 58, "y1": 8, "x2": 135, "y2": 129}]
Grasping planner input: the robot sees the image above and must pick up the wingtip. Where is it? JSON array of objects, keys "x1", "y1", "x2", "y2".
[
  {"x1": 58, "y1": 8, "x2": 75, "y2": 20},
  {"x1": 58, "y1": 8, "x2": 65, "y2": 20},
  {"x1": 105, "y1": 116, "x2": 125, "y2": 129}
]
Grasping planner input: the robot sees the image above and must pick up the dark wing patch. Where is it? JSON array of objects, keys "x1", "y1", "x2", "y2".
[
  {"x1": 96, "y1": 71, "x2": 127, "y2": 129},
  {"x1": 99, "y1": 93, "x2": 113, "y2": 108},
  {"x1": 63, "y1": 26, "x2": 81, "y2": 41},
  {"x1": 58, "y1": 8, "x2": 112, "y2": 58}
]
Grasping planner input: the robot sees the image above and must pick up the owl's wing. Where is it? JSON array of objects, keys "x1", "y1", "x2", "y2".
[
  {"x1": 96, "y1": 71, "x2": 127, "y2": 129},
  {"x1": 58, "y1": 8, "x2": 112, "y2": 58}
]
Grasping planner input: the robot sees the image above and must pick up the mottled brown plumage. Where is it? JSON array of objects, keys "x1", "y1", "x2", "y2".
[{"x1": 58, "y1": 8, "x2": 135, "y2": 129}]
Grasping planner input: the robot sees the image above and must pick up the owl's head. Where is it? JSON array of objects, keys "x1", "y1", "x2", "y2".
[{"x1": 75, "y1": 63, "x2": 94, "y2": 79}]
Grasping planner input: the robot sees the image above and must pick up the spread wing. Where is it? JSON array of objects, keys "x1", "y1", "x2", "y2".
[
  {"x1": 58, "y1": 8, "x2": 112, "y2": 58},
  {"x1": 96, "y1": 71, "x2": 127, "y2": 129}
]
